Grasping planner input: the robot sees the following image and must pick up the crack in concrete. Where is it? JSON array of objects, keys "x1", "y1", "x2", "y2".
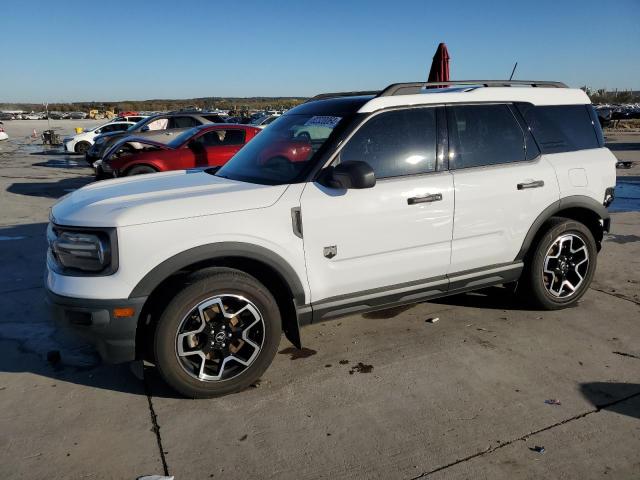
[
  {"x1": 612, "y1": 350, "x2": 640, "y2": 360},
  {"x1": 143, "y1": 367, "x2": 170, "y2": 477},
  {"x1": 590, "y1": 287, "x2": 640, "y2": 306},
  {"x1": 408, "y1": 390, "x2": 640, "y2": 479}
]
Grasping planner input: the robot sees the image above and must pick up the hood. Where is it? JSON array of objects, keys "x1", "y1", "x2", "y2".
[{"x1": 51, "y1": 170, "x2": 288, "y2": 228}]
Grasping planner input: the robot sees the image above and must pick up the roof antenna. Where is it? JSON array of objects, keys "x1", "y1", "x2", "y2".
[{"x1": 509, "y1": 62, "x2": 518, "y2": 81}]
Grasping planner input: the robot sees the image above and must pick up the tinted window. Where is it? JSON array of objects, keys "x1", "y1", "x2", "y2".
[
  {"x1": 447, "y1": 104, "x2": 525, "y2": 169},
  {"x1": 340, "y1": 108, "x2": 437, "y2": 178},
  {"x1": 171, "y1": 116, "x2": 200, "y2": 128},
  {"x1": 112, "y1": 123, "x2": 131, "y2": 132},
  {"x1": 517, "y1": 104, "x2": 599, "y2": 153}
]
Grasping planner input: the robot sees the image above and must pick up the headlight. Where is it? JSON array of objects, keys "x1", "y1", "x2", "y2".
[{"x1": 47, "y1": 224, "x2": 116, "y2": 274}]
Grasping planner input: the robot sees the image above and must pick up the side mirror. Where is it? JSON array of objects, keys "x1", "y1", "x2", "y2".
[
  {"x1": 324, "y1": 161, "x2": 376, "y2": 189},
  {"x1": 94, "y1": 129, "x2": 101, "y2": 134},
  {"x1": 140, "y1": 125, "x2": 150, "y2": 132}
]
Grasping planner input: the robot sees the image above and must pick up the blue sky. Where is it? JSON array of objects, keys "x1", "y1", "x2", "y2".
[{"x1": 1, "y1": 0, "x2": 638, "y2": 102}]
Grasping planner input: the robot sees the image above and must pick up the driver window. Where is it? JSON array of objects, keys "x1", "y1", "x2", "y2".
[{"x1": 339, "y1": 108, "x2": 437, "y2": 179}]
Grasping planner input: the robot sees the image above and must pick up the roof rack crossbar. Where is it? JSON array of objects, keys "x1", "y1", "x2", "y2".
[{"x1": 378, "y1": 80, "x2": 568, "y2": 97}]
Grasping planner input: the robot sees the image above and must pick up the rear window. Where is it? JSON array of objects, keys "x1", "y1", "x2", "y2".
[{"x1": 517, "y1": 104, "x2": 600, "y2": 154}]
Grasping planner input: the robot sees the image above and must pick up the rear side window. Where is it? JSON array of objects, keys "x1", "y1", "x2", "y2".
[
  {"x1": 447, "y1": 104, "x2": 525, "y2": 169},
  {"x1": 340, "y1": 108, "x2": 437, "y2": 178},
  {"x1": 517, "y1": 104, "x2": 599, "y2": 153},
  {"x1": 197, "y1": 130, "x2": 246, "y2": 146},
  {"x1": 170, "y1": 116, "x2": 200, "y2": 128},
  {"x1": 221, "y1": 129, "x2": 245, "y2": 145}
]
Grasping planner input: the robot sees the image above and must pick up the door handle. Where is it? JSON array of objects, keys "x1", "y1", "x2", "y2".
[
  {"x1": 407, "y1": 193, "x2": 443, "y2": 205},
  {"x1": 517, "y1": 180, "x2": 544, "y2": 190}
]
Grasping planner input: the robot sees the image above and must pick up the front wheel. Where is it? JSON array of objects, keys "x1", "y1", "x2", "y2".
[
  {"x1": 519, "y1": 218, "x2": 597, "y2": 310},
  {"x1": 154, "y1": 268, "x2": 282, "y2": 398}
]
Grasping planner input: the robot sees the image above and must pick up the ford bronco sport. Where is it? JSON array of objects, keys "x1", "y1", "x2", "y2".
[{"x1": 46, "y1": 80, "x2": 617, "y2": 398}]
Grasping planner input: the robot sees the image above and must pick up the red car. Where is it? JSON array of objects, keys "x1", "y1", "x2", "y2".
[{"x1": 99, "y1": 124, "x2": 261, "y2": 177}]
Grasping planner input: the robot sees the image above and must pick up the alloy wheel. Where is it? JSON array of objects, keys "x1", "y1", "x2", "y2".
[
  {"x1": 174, "y1": 294, "x2": 265, "y2": 382},
  {"x1": 542, "y1": 233, "x2": 590, "y2": 298}
]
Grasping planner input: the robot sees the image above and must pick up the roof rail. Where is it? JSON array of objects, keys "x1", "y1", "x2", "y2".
[
  {"x1": 378, "y1": 80, "x2": 568, "y2": 97},
  {"x1": 304, "y1": 90, "x2": 379, "y2": 103}
]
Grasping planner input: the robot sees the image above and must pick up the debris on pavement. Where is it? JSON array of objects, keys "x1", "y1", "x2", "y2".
[
  {"x1": 339, "y1": 359, "x2": 349, "y2": 365},
  {"x1": 137, "y1": 476, "x2": 174, "y2": 480},
  {"x1": 425, "y1": 317, "x2": 439, "y2": 323},
  {"x1": 529, "y1": 446, "x2": 545, "y2": 454},
  {"x1": 544, "y1": 399, "x2": 562, "y2": 406},
  {"x1": 349, "y1": 362, "x2": 374, "y2": 374}
]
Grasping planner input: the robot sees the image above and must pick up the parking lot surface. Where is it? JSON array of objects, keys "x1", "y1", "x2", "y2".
[{"x1": 0, "y1": 120, "x2": 639, "y2": 479}]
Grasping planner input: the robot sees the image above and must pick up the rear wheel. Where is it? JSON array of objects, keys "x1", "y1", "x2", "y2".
[
  {"x1": 126, "y1": 165, "x2": 157, "y2": 176},
  {"x1": 154, "y1": 268, "x2": 282, "y2": 398},
  {"x1": 519, "y1": 218, "x2": 597, "y2": 309},
  {"x1": 75, "y1": 141, "x2": 90, "y2": 155}
]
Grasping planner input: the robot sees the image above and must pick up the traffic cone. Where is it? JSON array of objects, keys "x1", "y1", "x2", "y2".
[{"x1": 32, "y1": 129, "x2": 37, "y2": 138}]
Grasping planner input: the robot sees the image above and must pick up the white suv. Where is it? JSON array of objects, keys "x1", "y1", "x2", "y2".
[{"x1": 46, "y1": 80, "x2": 617, "y2": 398}]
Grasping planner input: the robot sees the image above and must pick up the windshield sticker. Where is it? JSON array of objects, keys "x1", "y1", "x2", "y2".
[{"x1": 303, "y1": 116, "x2": 342, "y2": 128}]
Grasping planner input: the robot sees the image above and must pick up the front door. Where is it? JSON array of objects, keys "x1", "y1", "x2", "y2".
[{"x1": 300, "y1": 107, "x2": 454, "y2": 314}]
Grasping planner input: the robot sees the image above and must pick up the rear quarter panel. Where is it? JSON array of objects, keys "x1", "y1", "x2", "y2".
[{"x1": 544, "y1": 148, "x2": 617, "y2": 203}]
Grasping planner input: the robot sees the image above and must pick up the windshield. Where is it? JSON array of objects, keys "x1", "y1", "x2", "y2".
[
  {"x1": 215, "y1": 114, "x2": 342, "y2": 185},
  {"x1": 167, "y1": 127, "x2": 199, "y2": 148}
]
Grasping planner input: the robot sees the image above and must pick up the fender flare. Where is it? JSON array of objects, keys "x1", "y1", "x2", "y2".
[
  {"x1": 514, "y1": 195, "x2": 610, "y2": 261},
  {"x1": 128, "y1": 241, "x2": 306, "y2": 305}
]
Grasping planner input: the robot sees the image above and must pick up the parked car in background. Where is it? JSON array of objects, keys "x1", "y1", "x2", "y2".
[
  {"x1": 68, "y1": 112, "x2": 88, "y2": 119},
  {"x1": 63, "y1": 121, "x2": 136, "y2": 154},
  {"x1": 96, "y1": 124, "x2": 260, "y2": 178},
  {"x1": 84, "y1": 112, "x2": 227, "y2": 165},
  {"x1": 0, "y1": 113, "x2": 15, "y2": 120},
  {"x1": 22, "y1": 113, "x2": 43, "y2": 120},
  {"x1": 0, "y1": 122, "x2": 8, "y2": 141},
  {"x1": 113, "y1": 115, "x2": 146, "y2": 123},
  {"x1": 250, "y1": 114, "x2": 281, "y2": 129},
  {"x1": 225, "y1": 116, "x2": 253, "y2": 124}
]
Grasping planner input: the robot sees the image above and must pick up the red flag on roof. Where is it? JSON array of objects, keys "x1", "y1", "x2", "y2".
[{"x1": 427, "y1": 43, "x2": 450, "y2": 86}]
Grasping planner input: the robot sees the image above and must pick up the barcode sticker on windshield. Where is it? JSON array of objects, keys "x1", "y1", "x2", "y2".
[{"x1": 304, "y1": 116, "x2": 342, "y2": 128}]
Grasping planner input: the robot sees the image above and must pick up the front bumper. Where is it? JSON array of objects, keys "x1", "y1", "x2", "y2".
[{"x1": 46, "y1": 288, "x2": 147, "y2": 363}]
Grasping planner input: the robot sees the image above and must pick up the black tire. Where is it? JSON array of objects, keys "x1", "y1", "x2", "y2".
[
  {"x1": 126, "y1": 165, "x2": 157, "y2": 176},
  {"x1": 154, "y1": 268, "x2": 282, "y2": 398},
  {"x1": 75, "y1": 141, "x2": 90, "y2": 155},
  {"x1": 519, "y1": 217, "x2": 597, "y2": 310}
]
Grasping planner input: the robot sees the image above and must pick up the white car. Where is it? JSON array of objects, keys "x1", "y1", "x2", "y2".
[
  {"x1": 0, "y1": 122, "x2": 7, "y2": 141},
  {"x1": 63, "y1": 121, "x2": 135, "y2": 154},
  {"x1": 46, "y1": 80, "x2": 616, "y2": 398}
]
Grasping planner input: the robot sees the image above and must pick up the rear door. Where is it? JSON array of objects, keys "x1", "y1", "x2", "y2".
[
  {"x1": 447, "y1": 103, "x2": 560, "y2": 273},
  {"x1": 300, "y1": 107, "x2": 454, "y2": 310}
]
